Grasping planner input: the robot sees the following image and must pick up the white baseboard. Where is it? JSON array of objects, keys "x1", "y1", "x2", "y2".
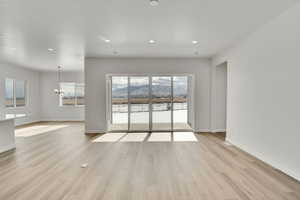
[
  {"x1": 0, "y1": 144, "x2": 16, "y2": 154},
  {"x1": 211, "y1": 129, "x2": 226, "y2": 133},
  {"x1": 195, "y1": 129, "x2": 226, "y2": 133},
  {"x1": 85, "y1": 130, "x2": 106, "y2": 134},
  {"x1": 15, "y1": 120, "x2": 84, "y2": 127},
  {"x1": 40, "y1": 119, "x2": 85, "y2": 122},
  {"x1": 226, "y1": 138, "x2": 300, "y2": 182},
  {"x1": 15, "y1": 119, "x2": 40, "y2": 127},
  {"x1": 195, "y1": 129, "x2": 211, "y2": 132}
]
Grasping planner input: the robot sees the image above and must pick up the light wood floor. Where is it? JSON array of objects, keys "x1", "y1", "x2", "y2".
[{"x1": 0, "y1": 122, "x2": 299, "y2": 200}]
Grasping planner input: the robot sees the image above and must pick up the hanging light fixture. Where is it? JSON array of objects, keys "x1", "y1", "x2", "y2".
[
  {"x1": 150, "y1": 0, "x2": 159, "y2": 6},
  {"x1": 54, "y1": 66, "x2": 64, "y2": 96}
]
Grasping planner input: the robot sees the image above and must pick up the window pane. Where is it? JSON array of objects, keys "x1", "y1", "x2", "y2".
[
  {"x1": 15, "y1": 80, "x2": 26, "y2": 107},
  {"x1": 129, "y1": 76, "x2": 149, "y2": 131},
  {"x1": 173, "y1": 76, "x2": 189, "y2": 130},
  {"x1": 111, "y1": 77, "x2": 128, "y2": 130},
  {"x1": 61, "y1": 83, "x2": 76, "y2": 106},
  {"x1": 152, "y1": 76, "x2": 172, "y2": 130},
  {"x1": 5, "y1": 79, "x2": 14, "y2": 107},
  {"x1": 75, "y1": 83, "x2": 84, "y2": 105}
]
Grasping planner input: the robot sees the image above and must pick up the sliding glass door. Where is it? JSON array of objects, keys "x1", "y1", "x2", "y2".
[
  {"x1": 151, "y1": 76, "x2": 172, "y2": 131},
  {"x1": 173, "y1": 76, "x2": 189, "y2": 130},
  {"x1": 129, "y1": 76, "x2": 150, "y2": 131},
  {"x1": 110, "y1": 76, "x2": 129, "y2": 131},
  {"x1": 108, "y1": 75, "x2": 193, "y2": 132}
]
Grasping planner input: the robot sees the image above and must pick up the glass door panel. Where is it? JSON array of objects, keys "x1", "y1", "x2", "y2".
[
  {"x1": 173, "y1": 76, "x2": 191, "y2": 130},
  {"x1": 110, "y1": 76, "x2": 129, "y2": 131},
  {"x1": 151, "y1": 76, "x2": 172, "y2": 131},
  {"x1": 129, "y1": 76, "x2": 150, "y2": 131},
  {"x1": 109, "y1": 75, "x2": 193, "y2": 132}
]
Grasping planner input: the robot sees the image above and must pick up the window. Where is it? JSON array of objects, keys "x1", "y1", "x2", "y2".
[
  {"x1": 5, "y1": 78, "x2": 26, "y2": 108},
  {"x1": 15, "y1": 80, "x2": 26, "y2": 107},
  {"x1": 5, "y1": 79, "x2": 14, "y2": 108},
  {"x1": 60, "y1": 82, "x2": 84, "y2": 106},
  {"x1": 75, "y1": 83, "x2": 84, "y2": 106},
  {"x1": 61, "y1": 83, "x2": 76, "y2": 106}
]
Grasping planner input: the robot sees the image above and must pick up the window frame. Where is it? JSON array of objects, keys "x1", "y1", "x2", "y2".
[
  {"x1": 59, "y1": 82, "x2": 85, "y2": 107},
  {"x1": 74, "y1": 83, "x2": 85, "y2": 107},
  {"x1": 5, "y1": 78, "x2": 27, "y2": 109},
  {"x1": 15, "y1": 79, "x2": 27, "y2": 107}
]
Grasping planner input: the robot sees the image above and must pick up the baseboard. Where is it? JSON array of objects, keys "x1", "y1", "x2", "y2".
[
  {"x1": 195, "y1": 129, "x2": 226, "y2": 133},
  {"x1": 15, "y1": 120, "x2": 41, "y2": 128},
  {"x1": 226, "y1": 138, "x2": 300, "y2": 182},
  {"x1": 0, "y1": 144, "x2": 16, "y2": 154},
  {"x1": 211, "y1": 129, "x2": 226, "y2": 133},
  {"x1": 85, "y1": 130, "x2": 106, "y2": 134},
  {"x1": 16, "y1": 120, "x2": 84, "y2": 128},
  {"x1": 40, "y1": 120, "x2": 85, "y2": 122},
  {"x1": 195, "y1": 129, "x2": 211, "y2": 133},
  {"x1": 15, "y1": 119, "x2": 40, "y2": 127}
]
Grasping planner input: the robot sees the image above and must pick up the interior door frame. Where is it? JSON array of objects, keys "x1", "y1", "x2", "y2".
[{"x1": 106, "y1": 73, "x2": 195, "y2": 132}]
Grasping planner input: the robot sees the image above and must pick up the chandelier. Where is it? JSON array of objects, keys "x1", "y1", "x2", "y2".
[
  {"x1": 54, "y1": 66, "x2": 64, "y2": 96},
  {"x1": 150, "y1": 0, "x2": 159, "y2": 6}
]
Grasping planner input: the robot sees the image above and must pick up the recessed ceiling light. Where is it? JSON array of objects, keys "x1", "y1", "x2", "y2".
[
  {"x1": 48, "y1": 48, "x2": 54, "y2": 51},
  {"x1": 192, "y1": 40, "x2": 198, "y2": 44},
  {"x1": 150, "y1": 0, "x2": 159, "y2": 6},
  {"x1": 149, "y1": 40, "x2": 156, "y2": 44},
  {"x1": 98, "y1": 35, "x2": 111, "y2": 43}
]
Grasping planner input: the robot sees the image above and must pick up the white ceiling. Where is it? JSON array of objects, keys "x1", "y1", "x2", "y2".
[{"x1": 0, "y1": 0, "x2": 297, "y2": 71}]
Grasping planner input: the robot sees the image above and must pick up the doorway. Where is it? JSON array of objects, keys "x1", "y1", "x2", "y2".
[{"x1": 107, "y1": 75, "x2": 194, "y2": 132}]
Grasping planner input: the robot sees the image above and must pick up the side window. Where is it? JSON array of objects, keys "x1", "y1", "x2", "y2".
[
  {"x1": 15, "y1": 80, "x2": 26, "y2": 107},
  {"x1": 5, "y1": 78, "x2": 27, "y2": 108},
  {"x1": 60, "y1": 82, "x2": 84, "y2": 106},
  {"x1": 60, "y1": 82, "x2": 76, "y2": 106},
  {"x1": 5, "y1": 78, "x2": 14, "y2": 108},
  {"x1": 75, "y1": 83, "x2": 84, "y2": 106}
]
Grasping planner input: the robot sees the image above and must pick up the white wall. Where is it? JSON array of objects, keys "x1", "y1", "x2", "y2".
[
  {"x1": 213, "y1": 3, "x2": 300, "y2": 180},
  {"x1": 39, "y1": 71, "x2": 85, "y2": 121},
  {"x1": 0, "y1": 63, "x2": 40, "y2": 126},
  {"x1": 85, "y1": 58, "x2": 212, "y2": 133},
  {"x1": 211, "y1": 62, "x2": 227, "y2": 132}
]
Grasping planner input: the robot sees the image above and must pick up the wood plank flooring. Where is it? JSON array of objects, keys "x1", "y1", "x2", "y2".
[{"x1": 0, "y1": 122, "x2": 299, "y2": 200}]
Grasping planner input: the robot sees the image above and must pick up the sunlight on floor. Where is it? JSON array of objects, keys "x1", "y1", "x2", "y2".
[
  {"x1": 173, "y1": 132, "x2": 198, "y2": 142},
  {"x1": 15, "y1": 125, "x2": 70, "y2": 137},
  {"x1": 92, "y1": 133, "x2": 127, "y2": 142},
  {"x1": 148, "y1": 132, "x2": 171, "y2": 142},
  {"x1": 120, "y1": 133, "x2": 148, "y2": 142},
  {"x1": 92, "y1": 132, "x2": 198, "y2": 143}
]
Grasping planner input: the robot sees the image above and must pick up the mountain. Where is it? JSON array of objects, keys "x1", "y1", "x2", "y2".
[{"x1": 112, "y1": 85, "x2": 187, "y2": 98}]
